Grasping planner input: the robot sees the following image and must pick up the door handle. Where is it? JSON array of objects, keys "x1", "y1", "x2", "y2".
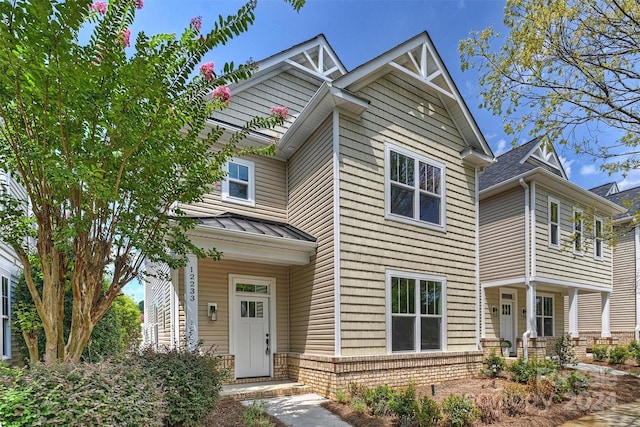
[{"x1": 265, "y1": 334, "x2": 270, "y2": 355}]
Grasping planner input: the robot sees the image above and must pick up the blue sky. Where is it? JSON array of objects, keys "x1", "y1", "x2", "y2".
[{"x1": 122, "y1": 0, "x2": 627, "y2": 301}]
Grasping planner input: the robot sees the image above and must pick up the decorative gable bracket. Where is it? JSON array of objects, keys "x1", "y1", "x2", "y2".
[{"x1": 285, "y1": 43, "x2": 343, "y2": 81}]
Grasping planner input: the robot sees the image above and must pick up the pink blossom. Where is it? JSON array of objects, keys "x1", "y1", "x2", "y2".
[
  {"x1": 119, "y1": 28, "x2": 131, "y2": 48},
  {"x1": 90, "y1": 1, "x2": 107, "y2": 14},
  {"x1": 270, "y1": 106, "x2": 288, "y2": 120},
  {"x1": 191, "y1": 16, "x2": 202, "y2": 32},
  {"x1": 199, "y1": 62, "x2": 214, "y2": 80},
  {"x1": 135, "y1": 0, "x2": 143, "y2": 9},
  {"x1": 212, "y1": 85, "x2": 231, "y2": 104}
]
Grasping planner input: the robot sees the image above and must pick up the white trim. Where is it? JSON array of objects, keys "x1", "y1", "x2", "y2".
[
  {"x1": 1, "y1": 274, "x2": 11, "y2": 359},
  {"x1": 593, "y1": 217, "x2": 604, "y2": 260},
  {"x1": 568, "y1": 287, "x2": 579, "y2": 337},
  {"x1": 635, "y1": 226, "x2": 640, "y2": 337},
  {"x1": 482, "y1": 277, "x2": 526, "y2": 288},
  {"x1": 601, "y1": 291, "x2": 611, "y2": 338},
  {"x1": 499, "y1": 287, "x2": 518, "y2": 355},
  {"x1": 332, "y1": 110, "x2": 342, "y2": 357},
  {"x1": 385, "y1": 269, "x2": 447, "y2": 354},
  {"x1": 573, "y1": 208, "x2": 584, "y2": 256},
  {"x1": 530, "y1": 276, "x2": 612, "y2": 293},
  {"x1": 222, "y1": 158, "x2": 255, "y2": 207},
  {"x1": 184, "y1": 255, "x2": 198, "y2": 350},
  {"x1": 530, "y1": 182, "x2": 537, "y2": 275},
  {"x1": 171, "y1": 268, "x2": 180, "y2": 347},
  {"x1": 548, "y1": 196, "x2": 561, "y2": 249},
  {"x1": 535, "y1": 292, "x2": 555, "y2": 337},
  {"x1": 384, "y1": 142, "x2": 447, "y2": 232},
  {"x1": 475, "y1": 167, "x2": 481, "y2": 349}
]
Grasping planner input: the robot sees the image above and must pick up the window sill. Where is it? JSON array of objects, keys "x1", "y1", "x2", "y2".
[
  {"x1": 222, "y1": 196, "x2": 256, "y2": 208},
  {"x1": 385, "y1": 214, "x2": 446, "y2": 233}
]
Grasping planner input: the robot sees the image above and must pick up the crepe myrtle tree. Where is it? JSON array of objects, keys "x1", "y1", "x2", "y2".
[{"x1": 0, "y1": 0, "x2": 303, "y2": 363}]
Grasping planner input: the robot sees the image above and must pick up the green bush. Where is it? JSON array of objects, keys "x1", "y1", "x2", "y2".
[
  {"x1": 242, "y1": 401, "x2": 274, "y2": 427},
  {"x1": 553, "y1": 333, "x2": 577, "y2": 369},
  {"x1": 564, "y1": 370, "x2": 591, "y2": 394},
  {"x1": 483, "y1": 349, "x2": 506, "y2": 377},
  {"x1": 363, "y1": 384, "x2": 396, "y2": 416},
  {"x1": 591, "y1": 344, "x2": 608, "y2": 362},
  {"x1": 415, "y1": 395, "x2": 441, "y2": 427},
  {"x1": 628, "y1": 340, "x2": 640, "y2": 366},
  {"x1": 507, "y1": 357, "x2": 556, "y2": 384},
  {"x1": 137, "y1": 344, "x2": 228, "y2": 427},
  {"x1": 441, "y1": 394, "x2": 480, "y2": 427},
  {"x1": 389, "y1": 383, "x2": 417, "y2": 424},
  {"x1": 608, "y1": 345, "x2": 628, "y2": 365}
]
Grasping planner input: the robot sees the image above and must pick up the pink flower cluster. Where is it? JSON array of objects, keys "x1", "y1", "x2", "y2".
[
  {"x1": 191, "y1": 16, "x2": 202, "y2": 32},
  {"x1": 135, "y1": 0, "x2": 143, "y2": 9},
  {"x1": 90, "y1": 1, "x2": 107, "y2": 14},
  {"x1": 212, "y1": 85, "x2": 231, "y2": 104},
  {"x1": 120, "y1": 28, "x2": 131, "y2": 47},
  {"x1": 199, "y1": 62, "x2": 214, "y2": 80},
  {"x1": 270, "y1": 106, "x2": 288, "y2": 120}
]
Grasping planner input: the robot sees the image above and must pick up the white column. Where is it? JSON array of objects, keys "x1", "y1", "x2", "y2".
[
  {"x1": 568, "y1": 288, "x2": 579, "y2": 337},
  {"x1": 601, "y1": 291, "x2": 611, "y2": 338},
  {"x1": 184, "y1": 255, "x2": 199, "y2": 350},
  {"x1": 527, "y1": 281, "x2": 537, "y2": 338}
]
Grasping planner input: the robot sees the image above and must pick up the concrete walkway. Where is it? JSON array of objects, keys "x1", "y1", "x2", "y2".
[{"x1": 241, "y1": 393, "x2": 352, "y2": 427}]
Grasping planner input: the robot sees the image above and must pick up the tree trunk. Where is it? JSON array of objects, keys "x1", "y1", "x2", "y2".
[{"x1": 22, "y1": 331, "x2": 39, "y2": 364}]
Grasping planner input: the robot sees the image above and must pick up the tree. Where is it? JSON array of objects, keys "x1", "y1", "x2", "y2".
[
  {"x1": 0, "y1": 0, "x2": 303, "y2": 363},
  {"x1": 459, "y1": 0, "x2": 640, "y2": 175}
]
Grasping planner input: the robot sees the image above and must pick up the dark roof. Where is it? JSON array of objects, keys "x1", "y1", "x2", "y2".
[
  {"x1": 602, "y1": 186, "x2": 640, "y2": 221},
  {"x1": 589, "y1": 182, "x2": 618, "y2": 198},
  {"x1": 195, "y1": 213, "x2": 316, "y2": 242},
  {"x1": 479, "y1": 138, "x2": 541, "y2": 190}
]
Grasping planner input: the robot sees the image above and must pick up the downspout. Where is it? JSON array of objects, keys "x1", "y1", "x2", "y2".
[
  {"x1": 519, "y1": 178, "x2": 531, "y2": 361},
  {"x1": 475, "y1": 166, "x2": 482, "y2": 351}
]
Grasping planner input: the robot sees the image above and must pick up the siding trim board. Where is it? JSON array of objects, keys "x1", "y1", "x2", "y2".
[{"x1": 333, "y1": 110, "x2": 342, "y2": 357}]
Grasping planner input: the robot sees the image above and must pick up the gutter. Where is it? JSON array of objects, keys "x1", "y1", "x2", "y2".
[{"x1": 520, "y1": 178, "x2": 532, "y2": 362}]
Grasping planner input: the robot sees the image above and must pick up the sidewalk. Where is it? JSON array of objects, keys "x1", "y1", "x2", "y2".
[{"x1": 241, "y1": 393, "x2": 352, "y2": 427}]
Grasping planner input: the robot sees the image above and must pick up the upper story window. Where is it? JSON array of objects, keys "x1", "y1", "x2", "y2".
[
  {"x1": 573, "y1": 209, "x2": 583, "y2": 255},
  {"x1": 548, "y1": 197, "x2": 560, "y2": 248},
  {"x1": 2, "y1": 276, "x2": 10, "y2": 358},
  {"x1": 594, "y1": 218, "x2": 603, "y2": 260},
  {"x1": 387, "y1": 270, "x2": 446, "y2": 353},
  {"x1": 385, "y1": 143, "x2": 446, "y2": 230},
  {"x1": 222, "y1": 158, "x2": 255, "y2": 207}
]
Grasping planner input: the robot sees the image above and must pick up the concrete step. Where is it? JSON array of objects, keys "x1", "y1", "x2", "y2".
[{"x1": 220, "y1": 380, "x2": 312, "y2": 400}]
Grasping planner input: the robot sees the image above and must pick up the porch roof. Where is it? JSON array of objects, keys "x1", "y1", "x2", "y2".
[{"x1": 196, "y1": 213, "x2": 316, "y2": 243}]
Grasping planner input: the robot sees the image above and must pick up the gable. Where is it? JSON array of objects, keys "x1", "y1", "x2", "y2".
[{"x1": 521, "y1": 139, "x2": 567, "y2": 179}]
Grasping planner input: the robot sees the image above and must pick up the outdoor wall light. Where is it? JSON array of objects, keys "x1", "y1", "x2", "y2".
[
  {"x1": 208, "y1": 303, "x2": 218, "y2": 321},
  {"x1": 492, "y1": 306, "x2": 498, "y2": 317},
  {"x1": 522, "y1": 308, "x2": 527, "y2": 318}
]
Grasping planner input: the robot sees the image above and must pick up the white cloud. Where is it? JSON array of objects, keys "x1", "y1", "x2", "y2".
[
  {"x1": 559, "y1": 156, "x2": 574, "y2": 178},
  {"x1": 619, "y1": 170, "x2": 640, "y2": 190},
  {"x1": 494, "y1": 139, "x2": 508, "y2": 156},
  {"x1": 579, "y1": 164, "x2": 598, "y2": 176}
]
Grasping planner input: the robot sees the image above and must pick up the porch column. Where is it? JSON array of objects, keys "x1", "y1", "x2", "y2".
[
  {"x1": 527, "y1": 281, "x2": 537, "y2": 338},
  {"x1": 568, "y1": 288, "x2": 579, "y2": 337},
  {"x1": 601, "y1": 291, "x2": 611, "y2": 338},
  {"x1": 184, "y1": 254, "x2": 199, "y2": 350}
]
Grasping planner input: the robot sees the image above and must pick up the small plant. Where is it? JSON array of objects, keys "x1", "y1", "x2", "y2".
[
  {"x1": 608, "y1": 344, "x2": 628, "y2": 365},
  {"x1": 553, "y1": 333, "x2": 578, "y2": 369},
  {"x1": 527, "y1": 378, "x2": 556, "y2": 409},
  {"x1": 351, "y1": 397, "x2": 367, "y2": 414},
  {"x1": 415, "y1": 395, "x2": 441, "y2": 427},
  {"x1": 564, "y1": 371, "x2": 591, "y2": 394},
  {"x1": 507, "y1": 357, "x2": 556, "y2": 384},
  {"x1": 501, "y1": 383, "x2": 528, "y2": 416},
  {"x1": 474, "y1": 394, "x2": 502, "y2": 424},
  {"x1": 334, "y1": 388, "x2": 349, "y2": 404},
  {"x1": 483, "y1": 349, "x2": 506, "y2": 377},
  {"x1": 441, "y1": 394, "x2": 480, "y2": 427},
  {"x1": 389, "y1": 383, "x2": 417, "y2": 425},
  {"x1": 364, "y1": 384, "x2": 396, "y2": 416},
  {"x1": 628, "y1": 340, "x2": 640, "y2": 366},
  {"x1": 592, "y1": 344, "x2": 608, "y2": 362},
  {"x1": 242, "y1": 401, "x2": 274, "y2": 427}
]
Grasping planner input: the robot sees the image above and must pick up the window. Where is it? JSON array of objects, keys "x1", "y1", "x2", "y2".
[
  {"x1": 387, "y1": 271, "x2": 446, "y2": 353},
  {"x1": 573, "y1": 210, "x2": 583, "y2": 254},
  {"x1": 222, "y1": 158, "x2": 255, "y2": 207},
  {"x1": 385, "y1": 144, "x2": 445, "y2": 229},
  {"x1": 535, "y1": 295, "x2": 554, "y2": 337},
  {"x1": 548, "y1": 198, "x2": 560, "y2": 248},
  {"x1": 2, "y1": 276, "x2": 10, "y2": 358},
  {"x1": 594, "y1": 218, "x2": 603, "y2": 260}
]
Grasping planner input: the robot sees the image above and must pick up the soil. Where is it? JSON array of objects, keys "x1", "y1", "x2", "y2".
[{"x1": 205, "y1": 398, "x2": 288, "y2": 427}]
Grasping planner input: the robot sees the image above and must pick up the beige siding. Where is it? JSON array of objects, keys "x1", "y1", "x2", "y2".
[
  {"x1": 577, "y1": 226, "x2": 636, "y2": 331},
  {"x1": 534, "y1": 185, "x2": 613, "y2": 288},
  {"x1": 338, "y1": 72, "x2": 478, "y2": 355},
  {"x1": 144, "y1": 262, "x2": 173, "y2": 348},
  {"x1": 479, "y1": 188, "x2": 526, "y2": 283},
  {"x1": 288, "y1": 117, "x2": 335, "y2": 355}
]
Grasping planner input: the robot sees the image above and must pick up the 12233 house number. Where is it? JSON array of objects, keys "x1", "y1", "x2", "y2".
[{"x1": 188, "y1": 266, "x2": 196, "y2": 302}]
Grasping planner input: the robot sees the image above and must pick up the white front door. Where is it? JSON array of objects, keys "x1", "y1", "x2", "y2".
[
  {"x1": 235, "y1": 296, "x2": 270, "y2": 378},
  {"x1": 500, "y1": 302, "x2": 515, "y2": 355}
]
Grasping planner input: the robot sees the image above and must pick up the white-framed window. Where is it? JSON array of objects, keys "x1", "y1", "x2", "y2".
[
  {"x1": 222, "y1": 158, "x2": 255, "y2": 207},
  {"x1": 573, "y1": 209, "x2": 583, "y2": 255},
  {"x1": 548, "y1": 197, "x2": 560, "y2": 248},
  {"x1": 594, "y1": 218, "x2": 603, "y2": 260},
  {"x1": 535, "y1": 294, "x2": 554, "y2": 337},
  {"x1": 386, "y1": 270, "x2": 446, "y2": 353},
  {"x1": 1, "y1": 276, "x2": 10, "y2": 358},
  {"x1": 384, "y1": 143, "x2": 446, "y2": 230}
]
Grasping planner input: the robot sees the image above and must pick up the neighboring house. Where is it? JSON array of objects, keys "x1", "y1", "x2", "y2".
[
  {"x1": 478, "y1": 138, "x2": 625, "y2": 358},
  {"x1": 573, "y1": 182, "x2": 640, "y2": 345},
  {"x1": 144, "y1": 32, "x2": 495, "y2": 397}
]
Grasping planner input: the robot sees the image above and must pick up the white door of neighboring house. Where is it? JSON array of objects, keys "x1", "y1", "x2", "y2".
[
  {"x1": 500, "y1": 302, "x2": 515, "y2": 355},
  {"x1": 234, "y1": 295, "x2": 270, "y2": 378}
]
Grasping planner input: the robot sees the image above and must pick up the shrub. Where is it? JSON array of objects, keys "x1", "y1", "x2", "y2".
[
  {"x1": 351, "y1": 397, "x2": 367, "y2": 414},
  {"x1": 474, "y1": 394, "x2": 502, "y2": 424},
  {"x1": 608, "y1": 345, "x2": 628, "y2": 365},
  {"x1": 334, "y1": 388, "x2": 349, "y2": 404},
  {"x1": 553, "y1": 333, "x2": 577, "y2": 369},
  {"x1": 501, "y1": 383, "x2": 528, "y2": 416},
  {"x1": 507, "y1": 357, "x2": 556, "y2": 384},
  {"x1": 389, "y1": 383, "x2": 417, "y2": 425},
  {"x1": 415, "y1": 395, "x2": 441, "y2": 427},
  {"x1": 364, "y1": 384, "x2": 396, "y2": 416},
  {"x1": 441, "y1": 394, "x2": 480, "y2": 427},
  {"x1": 527, "y1": 378, "x2": 556, "y2": 409},
  {"x1": 483, "y1": 349, "x2": 506, "y2": 377},
  {"x1": 592, "y1": 344, "x2": 608, "y2": 362},
  {"x1": 564, "y1": 371, "x2": 591, "y2": 394},
  {"x1": 628, "y1": 340, "x2": 640, "y2": 366},
  {"x1": 137, "y1": 344, "x2": 227, "y2": 427},
  {"x1": 242, "y1": 401, "x2": 274, "y2": 427}
]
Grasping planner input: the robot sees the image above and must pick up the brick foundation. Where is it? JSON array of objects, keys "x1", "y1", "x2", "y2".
[{"x1": 579, "y1": 331, "x2": 632, "y2": 349}]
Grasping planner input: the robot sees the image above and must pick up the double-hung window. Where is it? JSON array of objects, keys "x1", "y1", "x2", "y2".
[
  {"x1": 548, "y1": 197, "x2": 560, "y2": 248},
  {"x1": 222, "y1": 158, "x2": 255, "y2": 207},
  {"x1": 385, "y1": 143, "x2": 445, "y2": 230},
  {"x1": 594, "y1": 218, "x2": 603, "y2": 260},
  {"x1": 1, "y1": 276, "x2": 10, "y2": 358},
  {"x1": 573, "y1": 210, "x2": 583, "y2": 254},
  {"x1": 535, "y1": 295, "x2": 554, "y2": 337},
  {"x1": 387, "y1": 271, "x2": 446, "y2": 353}
]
